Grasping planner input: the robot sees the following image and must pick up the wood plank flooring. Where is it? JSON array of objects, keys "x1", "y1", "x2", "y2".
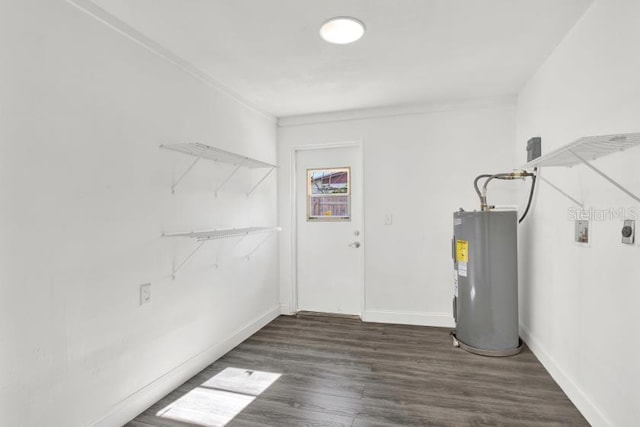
[{"x1": 126, "y1": 314, "x2": 588, "y2": 427}]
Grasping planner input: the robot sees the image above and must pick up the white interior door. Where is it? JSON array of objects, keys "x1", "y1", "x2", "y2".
[{"x1": 296, "y1": 145, "x2": 363, "y2": 315}]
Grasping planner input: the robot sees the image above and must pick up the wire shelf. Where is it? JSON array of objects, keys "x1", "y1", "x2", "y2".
[
  {"x1": 523, "y1": 132, "x2": 640, "y2": 169},
  {"x1": 161, "y1": 142, "x2": 277, "y2": 195},
  {"x1": 162, "y1": 143, "x2": 276, "y2": 169},
  {"x1": 162, "y1": 226, "x2": 281, "y2": 278},
  {"x1": 522, "y1": 132, "x2": 640, "y2": 205},
  {"x1": 163, "y1": 226, "x2": 282, "y2": 241}
]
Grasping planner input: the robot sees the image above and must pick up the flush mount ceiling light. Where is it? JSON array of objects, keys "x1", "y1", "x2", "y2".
[{"x1": 320, "y1": 17, "x2": 365, "y2": 45}]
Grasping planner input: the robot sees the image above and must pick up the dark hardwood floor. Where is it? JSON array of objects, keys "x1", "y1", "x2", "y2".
[{"x1": 126, "y1": 314, "x2": 588, "y2": 427}]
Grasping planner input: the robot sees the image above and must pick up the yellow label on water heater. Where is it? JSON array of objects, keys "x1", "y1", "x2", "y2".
[{"x1": 456, "y1": 240, "x2": 469, "y2": 263}]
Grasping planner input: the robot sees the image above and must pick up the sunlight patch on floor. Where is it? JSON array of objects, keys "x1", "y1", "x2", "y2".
[{"x1": 156, "y1": 367, "x2": 281, "y2": 427}]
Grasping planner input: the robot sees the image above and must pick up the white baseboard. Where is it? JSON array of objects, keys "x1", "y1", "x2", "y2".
[
  {"x1": 87, "y1": 305, "x2": 281, "y2": 427},
  {"x1": 363, "y1": 309, "x2": 455, "y2": 328},
  {"x1": 520, "y1": 324, "x2": 611, "y2": 427},
  {"x1": 279, "y1": 303, "x2": 293, "y2": 315}
]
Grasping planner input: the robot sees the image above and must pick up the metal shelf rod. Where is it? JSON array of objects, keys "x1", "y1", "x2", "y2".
[
  {"x1": 243, "y1": 233, "x2": 275, "y2": 260},
  {"x1": 171, "y1": 156, "x2": 201, "y2": 194},
  {"x1": 539, "y1": 176, "x2": 584, "y2": 208},
  {"x1": 214, "y1": 163, "x2": 243, "y2": 197},
  {"x1": 247, "y1": 167, "x2": 275, "y2": 197},
  {"x1": 172, "y1": 241, "x2": 206, "y2": 280},
  {"x1": 570, "y1": 150, "x2": 640, "y2": 204}
]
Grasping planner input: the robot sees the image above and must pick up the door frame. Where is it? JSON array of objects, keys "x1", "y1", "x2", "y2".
[{"x1": 288, "y1": 140, "x2": 365, "y2": 316}]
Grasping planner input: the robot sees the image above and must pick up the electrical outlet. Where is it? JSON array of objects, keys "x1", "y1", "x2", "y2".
[
  {"x1": 622, "y1": 220, "x2": 635, "y2": 244},
  {"x1": 140, "y1": 283, "x2": 151, "y2": 305}
]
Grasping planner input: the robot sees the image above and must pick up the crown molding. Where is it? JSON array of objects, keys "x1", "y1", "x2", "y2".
[
  {"x1": 65, "y1": 0, "x2": 276, "y2": 123},
  {"x1": 278, "y1": 96, "x2": 516, "y2": 127},
  {"x1": 64, "y1": 0, "x2": 516, "y2": 128}
]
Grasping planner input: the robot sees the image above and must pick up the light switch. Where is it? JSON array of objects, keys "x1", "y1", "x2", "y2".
[
  {"x1": 140, "y1": 283, "x2": 151, "y2": 305},
  {"x1": 384, "y1": 214, "x2": 393, "y2": 225}
]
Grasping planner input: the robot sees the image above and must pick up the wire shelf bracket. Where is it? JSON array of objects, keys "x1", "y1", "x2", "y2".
[
  {"x1": 170, "y1": 241, "x2": 206, "y2": 280},
  {"x1": 247, "y1": 167, "x2": 276, "y2": 197},
  {"x1": 162, "y1": 226, "x2": 281, "y2": 279},
  {"x1": 170, "y1": 156, "x2": 201, "y2": 194},
  {"x1": 214, "y1": 163, "x2": 243, "y2": 198},
  {"x1": 539, "y1": 176, "x2": 584, "y2": 208},
  {"x1": 522, "y1": 132, "x2": 640, "y2": 204},
  {"x1": 243, "y1": 231, "x2": 278, "y2": 261},
  {"x1": 161, "y1": 143, "x2": 277, "y2": 196},
  {"x1": 570, "y1": 151, "x2": 640, "y2": 204}
]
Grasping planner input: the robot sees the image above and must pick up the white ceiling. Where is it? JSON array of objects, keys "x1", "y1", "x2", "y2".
[{"x1": 91, "y1": 0, "x2": 593, "y2": 118}]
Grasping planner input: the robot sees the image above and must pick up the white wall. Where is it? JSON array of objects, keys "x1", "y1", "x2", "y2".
[
  {"x1": 0, "y1": 1, "x2": 279, "y2": 426},
  {"x1": 516, "y1": 0, "x2": 640, "y2": 425},
  {"x1": 278, "y1": 103, "x2": 518, "y2": 326}
]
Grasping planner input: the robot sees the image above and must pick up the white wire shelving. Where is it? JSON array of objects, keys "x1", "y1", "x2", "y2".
[
  {"x1": 522, "y1": 132, "x2": 640, "y2": 205},
  {"x1": 163, "y1": 226, "x2": 282, "y2": 241},
  {"x1": 523, "y1": 133, "x2": 640, "y2": 168},
  {"x1": 162, "y1": 226, "x2": 281, "y2": 279},
  {"x1": 161, "y1": 142, "x2": 277, "y2": 196}
]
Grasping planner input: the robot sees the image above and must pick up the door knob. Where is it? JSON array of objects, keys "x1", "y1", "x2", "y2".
[{"x1": 349, "y1": 242, "x2": 361, "y2": 248}]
